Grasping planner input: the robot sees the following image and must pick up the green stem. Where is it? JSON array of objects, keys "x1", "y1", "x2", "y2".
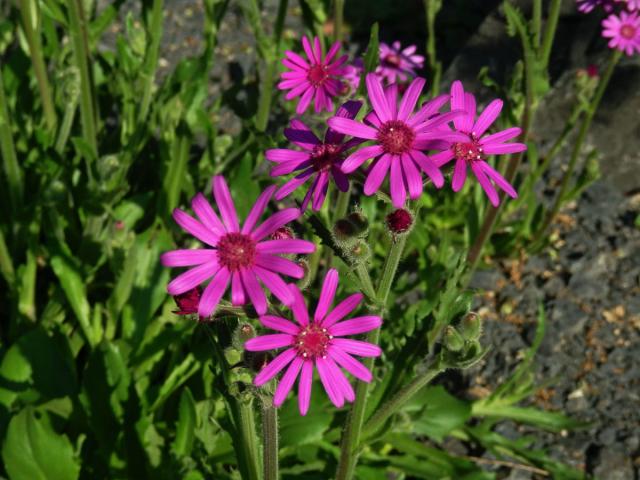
[
  {"x1": 536, "y1": 49, "x2": 621, "y2": 240},
  {"x1": 532, "y1": 0, "x2": 542, "y2": 50},
  {"x1": 55, "y1": 98, "x2": 78, "y2": 154},
  {"x1": 18, "y1": 0, "x2": 57, "y2": 131},
  {"x1": 0, "y1": 227, "x2": 14, "y2": 286},
  {"x1": 0, "y1": 69, "x2": 22, "y2": 214},
  {"x1": 354, "y1": 263, "x2": 376, "y2": 304},
  {"x1": 423, "y1": 0, "x2": 442, "y2": 96},
  {"x1": 67, "y1": 0, "x2": 98, "y2": 156},
  {"x1": 539, "y1": 0, "x2": 562, "y2": 70},
  {"x1": 262, "y1": 399, "x2": 278, "y2": 480},
  {"x1": 334, "y1": 190, "x2": 351, "y2": 223},
  {"x1": 334, "y1": 0, "x2": 345, "y2": 43},
  {"x1": 362, "y1": 360, "x2": 445, "y2": 439},
  {"x1": 138, "y1": 0, "x2": 164, "y2": 126}
]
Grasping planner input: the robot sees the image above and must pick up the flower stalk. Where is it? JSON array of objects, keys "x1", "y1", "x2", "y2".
[
  {"x1": 262, "y1": 395, "x2": 279, "y2": 480},
  {"x1": 0, "y1": 70, "x2": 22, "y2": 216},
  {"x1": 138, "y1": 0, "x2": 164, "y2": 126}
]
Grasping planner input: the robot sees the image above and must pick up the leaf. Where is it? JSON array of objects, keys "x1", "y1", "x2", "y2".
[
  {"x1": 2, "y1": 407, "x2": 80, "y2": 480},
  {"x1": 173, "y1": 387, "x2": 198, "y2": 457},
  {"x1": 279, "y1": 382, "x2": 333, "y2": 447},
  {"x1": 358, "y1": 23, "x2": 379, "y2": 95},
  {"x1": 411, "y1": 386, "x2": 472, "y2": 442}
]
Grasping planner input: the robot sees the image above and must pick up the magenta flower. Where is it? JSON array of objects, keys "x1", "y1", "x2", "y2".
[
  {"x1": 616, "y1": 0, "x2": 640, "y2": 11},
  {"x1": 279, "y1": 36, "x2": 349, "y2": 114},
  {"x1": 577, "y1": 0, "x2": 615, "y2": 13},
  {"x1": 161, "y1": 176, "x2": 316, "y2": 318},
  {"x1": 265, "y1": 101, "x2": 363, "y2": 211},
  {"x1": 602, "y1": 11, "x2": 640, "y2": 55},
  {"x1": 431, "y1": 81, "x2": 526, "y2": 207},
  {"x1": 376, "y1": 41, "x2": 425, "y2": 84},
  {"x1": 327, "y1": 73, "x2": 461, "y2": 207},
  {"x1": 342, "y1": 58, "x2": 364, "y2": 95},
  {"x1": 245, "y1": 269, "x2": 382, "y2": 415}
]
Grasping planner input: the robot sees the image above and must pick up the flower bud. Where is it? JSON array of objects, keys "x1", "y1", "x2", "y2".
[
  {"x1": 443, "y1": 326, "x2": 465, "y2": 352},
  {"x1": 459, "y1": 312, "x2": 482, "y2": 341},
  {"x1": 233, "y1": 322, "x2": 256, "y2": 351},
  {"x1": 332, "y1": 218, "x2": 358, "y2": 245},
  {"x1": 386, "y1": 208, "x2": 413, "y2": 235},
  {"x1": 296, "y1": 259, "x2": 312, "y2": 291},
  {"x1": 172, "y1": 287, "x2": 208, "y2": 322},
  {"x1": 346, "y1": 240, "x2": 370, "y2": 265},
  {"x1": 346, "y1": 210, "x2": 369, "y2": 237},
  {"x1": 270, "y1": 226, "x2": 295, "y2": 241}
]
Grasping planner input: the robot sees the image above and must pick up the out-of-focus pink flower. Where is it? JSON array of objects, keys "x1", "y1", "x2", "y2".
[
  {"x1": 328, "y1": 74, "x2": 462, "y2": 207},
  {"x1": 602, "y1": 11, "x2": 640, "y2": 55},
  {"x1": 577, "y1": 0, "x2": 616, "y2": 13},
  {"x1": 279, "y1": 36, "x2": 349, "y2": 114},
  {"x1": 161, "y1": 176, "x2": 316, "y2": 317},
  {"x1": 341, "y1": 58, "x2": 364, "y2": 95},
  {"x1": 615, "y1": 0, "x2": 640, "y2": 11},
  {"x1": 266, "y1": 101, "x2": 363, "y2": 212},
  {"x1": 245, "y1": 269, "x2": 382, "y2": 415},
  {"x1": 431, "y1": 81, "x2": 527, "y2": 207},
  {"x1": 376, "y1": 41, "x2": 425, "y2": 84}
]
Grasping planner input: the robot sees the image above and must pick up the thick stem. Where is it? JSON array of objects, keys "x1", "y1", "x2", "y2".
[
  {"x1": 532, "y1": 0, "x2": 542, "y2": 50},
  {"x1": 18, "y1": 0, "x2": 57, "y2": 131},
  {"x1": 423, "y1": 0, "x2": 442, "y2": 97},
  {"x1": 0, "y1": 70, "x2": 22, "y2": 215},
  {"x1": 238, "y1": 400, "x2": 262, "y2": 480},
  {"x1": 67, "y1": 0, "x2": 98, "y2": 155},
  {"x1": 138, "y1": 0, "x2": 164, "y2": 125},
  {"x1": 539, "y1": 0, "x2": 562, "y2": 70},
  {"x1": 262, "y1": 399, "x2": 279, "y2": 480},
  {"x1": 334, "y1": 0, "x2": 345, "y2": 43},
  {"x1": 536, "y1": 49, "x2": 621, "y2": 239},
  {"x1": 0, "y1": 228, "x2": 14, "y2": 286}
]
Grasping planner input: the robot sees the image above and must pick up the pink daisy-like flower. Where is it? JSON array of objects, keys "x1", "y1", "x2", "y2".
[
  {"x1": 265, "y1": 101, "x2": 363, "y2": 211},
  {"x1": 327, "y1": 73, "x2": 461, "y2": 207},
  {"x1": 376, "y1": 41, "x2": 425, "y2": 84},
  {"x1": 616, "y1": 0, "x2": 640, "y2": 11},
  {"x1": 431, "y1": 81, "x2": 526, "y2": 207},
  {"x1": 279, "y1": 36, "x2": 349, "y2": 114},
  {"x1": 341, "y1": 58, "x2": 364, "y2": 95},
  {"x1": 602, "y1": 11, "x2": 640, "y2": 55},
  {"x1": 245, "y1": 269, "x2": 382, "y2": 415},
  {"x1": 577, "y1": 0, "x2": 615, "y2": 13},
  {"x1": 161, "y1": 176, "x2": 316, "y2": 318}
]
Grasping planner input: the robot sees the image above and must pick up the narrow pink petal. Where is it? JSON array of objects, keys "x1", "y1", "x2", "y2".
[
  {"x1": 430, "y1": 149, "x2": 455, "y2": 167},
  {"x1": 274, "y1": 170, "x2": 314, "y2": 199},
  {"x1": 450, "y1": 80, "x2": 467, "y2": 131},
  {"x1": 366, "y1": 73, "x2": 392, "y2": 121},
  {"x1": 265, "y1": 149, "x2": 311, "y2": 163},
  {"x1": 330, "y1": 338, "x2": 381, "y2": 357},
  {"x1": 385, "y1": 83, "x2": 398, "y2": 120},
  {"x1": 284, "y1": 50, "x2": 309, "y2": 68},
  {"x1": 161, "y1": 249, "x2": 217, "y2": 267},
  {"x1": 260, "y1": 315, "x2": 300, "y2": 335},
  {"x1": 331, "y1": 168, "x2": 350, "y2": 192},
  {"x1": 313, "y1": 37, "x2": 323, "y2": 63},
  {"x1": 408, "y1": 94, "x2": 449, "y2": 126},
  {"x1": 253, "y1": 348, "x2": 296, "y2": 386},
  {"x1": 301, "y1": 36, "x2": 316, "y2": 63},
  {"x1": 296, "y1": 87, "x2": 315, "y2": 114},
  {"x1": 242, "y1": 185, "x2": 276, "y2": 234},
  {"x1": 241, "y1": 269, "x2": 268, "y2": 315},
  {"x1": 311, "y1": 171, "x2": 330, "y2": 211},
  {"x1": 401, "y1": 153, "x2": 423, "y2": 199},
  {"x1": 390, "y1": 157, "x2": 407, "y2": 207},
  {"x1": 255, "y1": 254, "x2": 304, "y2": 279},
  {"x1": 329, "y1": 347, "x2": 373, "y2": 382},
  {"x1": 316, "y1": 357, "x2": 344, "y2": 408},
  {"x1": 271, "y1": 159, "x2": 311, "y2": 177},
  {"x1": 398, "y1": 77, "x2": 425, "y2": 121},
  {"x1": 452, "y1": 159, "x2": 468, "y2": 192},
  {"x1": 472, "y1": 99, "x2": 503, "y2": 137},
  {"x1": 471, "y1": 161, "x2": 499, "y2": 207},
  {"x1": 257, "y1": 239, "x2": 316, "y2": 255},
  {"x1": 365, "y1": 110, "x2": 382, "y2": 129},
  {"x1": 284, "y1": 120, "x2": 321, "y2": 150},
  {"x1": 325, "y1": 41, "x2": 341, "y2": 63},
  {"x1": 363, "y1": 154, "x2": 391, "y2": 195},
  {"x1": 418, "y1": 110, "x2": 465, "y2": 131},
  {"x1": 342, "y1": 145, "x2": 384, "y2": 173},
  {"x1": 212, "y1": 175, "x2": 240, "y2": 232},
  {"x1": 322, "y1": 293, "x2": 363, "y2": 327},
  {"x1": 327, "y1": 117, "x2": 378, "y2": 140},
  {"x1": 460, "y1": 92, "x2": 476, "y2": 132},
  {"x1": 254, "y1": 266, "x2": 295, "y2": 306},
  {"x1": 479, "y1": 161, "x2": 518, "y2": 199},
  {"x1": 325, "y1": 100, "x2": 363, "y2": 144},
  {"x1": 482, "y1": 142, "x2": 527, "y2": 155},
  {"x1": 251, "y1": 208, "x2": 301, "y2": 241},
  {"x1": 231, "y1": 272, "x2": 245, "y2": 305},
  {"x1": 198, "y1": 268, "x2": 230, "y2": 317},
  {"x1": 289, "y1": 284, "x2": 309, "y2": 327},
  {"x1": 479, "y1": 127, "x2": 521, "y2": 146},
  {"x1": 274, "y1": 358, "x2": 304, "y2": 407},
  {"x1": 191, "y1": 193, "x2": 226, "y2": 236},
  {"x1": 298, "y1": 360, "x2": 314, "y2": 415},
  {"x1": 172, "y1": 209, "x2": 219, "y2": 247},
  {"x1": 315, "y1": 268, "x2": 339, "y2": 322},
  {"x1": 245, "y1": 333, "x2": 294, "y2": 352},
  {"x1": 325, "y1": 356, "x2": 355, "y2": 402},
  {"x1": 282, "y1": 58, "x2": 307, "y2": 72},
  {"x1": 314, "y1": 87, "x2": 327, "y2": 113},
  {"x1": 329, "y1": 316, "x2": 382, "y2": 337},
  {"x1": 285, "y1": 82, "x2": 311, "y2": 100},
  {"x1": 167, "y1": 261, "x2": 219, "y2": 295},
  {"x1": 410, "y1": 150, "x2": 444, "y2": 188},
  {"x1": 281, "y1": 71, "x2": 307, "y2": 80},
  {"x1": 278, "y1": 78, "x2": 307, "y2": 89}
]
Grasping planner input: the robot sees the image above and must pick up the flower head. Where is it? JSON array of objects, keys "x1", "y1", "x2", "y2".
[
  {"x1": 386, "y1": 208, "x2": 413, "y2": 234},
  {"x1": 328, "y1": 74, "x2": 461, "y2": 207},
  {"x1": 431, "y1": 81, "x2": 526, "y2": 207},
  {"x1": 172, "y1": 286, "x2": 206, "y2": 321},
  {"x1": 280, "y1": 36, "x2": 349, "y2": 114},
  {"x1": 577, "y1": 0, "x2": 616, "y2": 13},
  {"x1": 376, "y1": 41, "x2": 425, "y2": 84},
  {"x1": 602, "y1": 11, "x2": 640, "y2": 55},
  {"x1": 245, "y1": 269, "x2": 382, "y2": 415},
  {"x1": 342, "y1": 58, "x2": 364, "y2": 95},
  {"x1": 616, "y1": 0, "x2": 640, "y2": 11},
  {"x1": 161, "y1": 176, "x2": 316, "y2": 318},
  {"x1": 265, "y1": 101, "x2": 363, "y2": 211}
]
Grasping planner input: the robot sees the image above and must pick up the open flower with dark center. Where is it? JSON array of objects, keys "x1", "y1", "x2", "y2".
[
  {"x1": 161, "y1": 176, "x2": 316, "y2": 317},
  {"x1": 265, "y1": 101, "x2": 363, "y2": 211},
  {"x1": 602, "y1": 11, "x2": 640, "y2": 55},
  {"x1": 376, "y1": 41, "x2": 425, "y2": 84},
  {"x1": 430, "y1": 80, "x2": 527, "y2": 207},
  {"x1": 245, "y1": 269, "x2": 382, "y2": 415},
  {"x1": 327, "y1": 73, "x2": 462, "y2": 207},
  {"x1": 279, "y1": 36, "x2": 349, "y2": 114}
]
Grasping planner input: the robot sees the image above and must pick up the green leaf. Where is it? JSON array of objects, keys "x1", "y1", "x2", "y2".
[
  {"x1": 358, "y1": 23, "x2": 379, "y2": 95},
  {"x1": 2, "y1": 407, "x2": 80, "y2": 480},
  {"x1": 411, "y1": 386, "x2": 471, "y2": 442},
  {"x1": 279, "y1": 383, "x2": 333, "y2": 447},
  {"x1": 173, "y1": 387, "x2": 198, "y2": 457}
]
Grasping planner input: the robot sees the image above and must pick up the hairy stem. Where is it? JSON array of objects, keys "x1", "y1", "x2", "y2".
[
  {"x1": 262, "y1": 399, "x2": 279, "y2": 480},
  {"x1": 0, "y1": 70, "x2": 22, "y2": 215},
  {"x1": 539, "y1": 0, "x2": 562, "y2": 70}
]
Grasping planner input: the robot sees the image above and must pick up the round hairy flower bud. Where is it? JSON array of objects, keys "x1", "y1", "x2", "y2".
[
  {"x1": 333, "y1": 218, "x2": 358, "y2": 245},
  {"x1": 443, "y1": 326, "x2": 465, "y2": 352},
  {"x1": 459, "y1": 312, "x2": 482, "y2": 341},
  {"x1": 347, "y1": 240, "x2": 371, "y2": 265},
  {"x1": 296, "y1": 259, "x2": 312, "y2": 291},
  {"x1": 346, "y1": 211, "x2": 369, "y2": 237},
  {"x1": 270, "y1": 226, "x2": 295, "y2": 241},
  {"x1": 386, "y1": 208, "x2": 413, "y2": 235}
]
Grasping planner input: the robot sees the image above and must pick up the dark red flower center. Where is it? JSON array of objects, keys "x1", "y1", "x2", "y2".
[
  {"x1": 217, "y1": 233, "x2": 256, "y2": 271},
  {"x1": 620, "y1": 24, "x2": 636, "y2": 39},
  {"x1": 310, "y1": 143, "x2": 342, "y2": 171},
  {"x1": 383, "y1": 53, "x2": 402, "y2": 68},
  {"x1": 377, "y1": 120, "x2": 415, "y2": 155},
  {"x1": 307, "y1": 64, "x2": 329, "y2": 87},
  {"x1": 452, "y1": 135, "x2": 484, "y2": 163},
  {"x1": 295, "y1": 323, "x2": 332, "y2": 359},
  {"x1": 386, "y1": 209, "x2": 413, "y2": 234}
]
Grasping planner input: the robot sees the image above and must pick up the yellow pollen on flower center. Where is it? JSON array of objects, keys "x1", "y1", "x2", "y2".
[{"x1": 452, "y1": 134, "x2": 484, "y2": 163}]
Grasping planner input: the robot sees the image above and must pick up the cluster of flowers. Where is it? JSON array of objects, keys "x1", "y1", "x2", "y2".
[
  {"x1": 578, "y1": 0, "x2": 640, "y2": 55},
  {"x1": 162, "y1": 37, "x2": 525, "y2": 414}
]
